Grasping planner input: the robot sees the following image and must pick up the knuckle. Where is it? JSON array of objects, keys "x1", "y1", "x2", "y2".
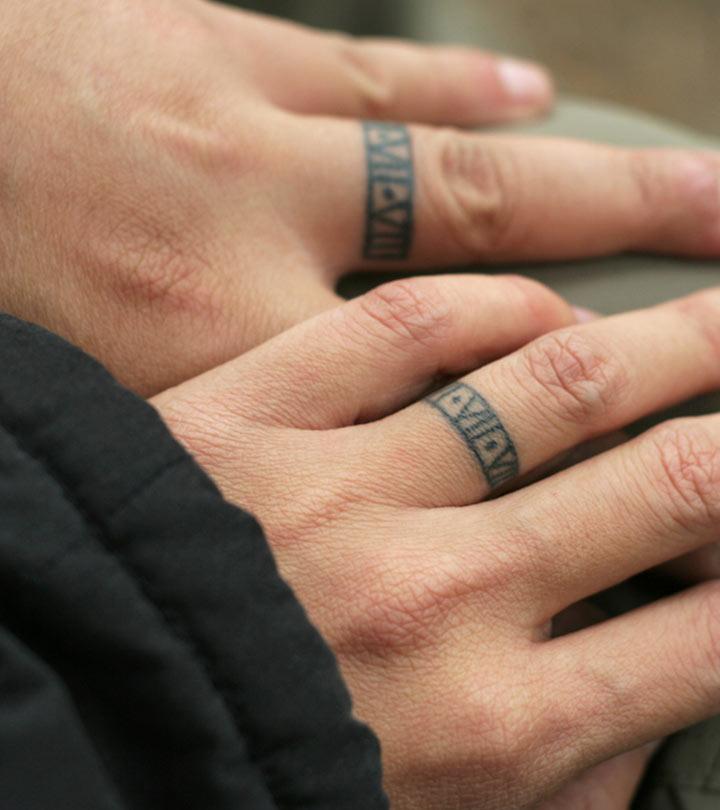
[
  {"x1": 157, "y1": 120, "x2": 247, "y2": 180},
  {"x1": 470, "y1": 704, "x2": 527, "y2": 777},
  {"x1": 631, "y1": 149, "x2": 720, "y2": 232},
  {"x1": 354, "y1": 584, "x2": 440, "y2": 656},
  {"x1": 355, "y1": 278, "x2": 452, "y2": 351},
  {"x1": 429, "y1": 131, "x2": 517, "y2": 258},
  {"x1": 140, "y1": 81, "x2": 268, "y2": 184},
  {"x1": 644, "y1": 420, "x2": 720, "y2": 531},
  {"x1": 343, "y1": 549, "x2": 479, "y2": 657},
  {"x1": 520, "y1": 330, "x2": 627, "y2": 427},
  {"x1": 459, "y1": 675, "x2": 565, "y2": 795},
  {"x1": 341, "y1": 576, "x2": 439, "y2": 657},
  {"x1": 335, "y1": 37, "x2": 397, "y2": 117},
  {"x1": 87, "y1": 203, "x2": 220, "y2": 321},
  {"x1": 675, "y1": 154, "x2": 720, "y2": 228}
]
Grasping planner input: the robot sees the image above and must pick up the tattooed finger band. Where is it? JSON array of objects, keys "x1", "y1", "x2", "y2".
[
  {"x1": 426, "y1": 383, "x2": 520, "y2": 490},
  {"x1": 362, "y1": 121, "x2": 415, "y2": 261}
]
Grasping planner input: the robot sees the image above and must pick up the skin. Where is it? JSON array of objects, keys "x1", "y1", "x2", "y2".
[
  {"x1": 4, "y1": 0, "x2": 720, "y2": 395},
  {"x1": 154, "y1": 274, "x2": 720, "y2": 809},
  {"x1": 6, "y1": 1, "x2": 720, "y2": 802}
]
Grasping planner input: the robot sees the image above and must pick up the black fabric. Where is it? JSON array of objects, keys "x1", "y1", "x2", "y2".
[
  {"x1": 0, "y1": 314, "x2": 387, "y2": 809},
  {"x1": 0, "y1": 626, "x2": 125, "y2": 810}
]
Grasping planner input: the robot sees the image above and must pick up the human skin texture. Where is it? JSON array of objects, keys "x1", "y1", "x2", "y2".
[
  {"x1": 3, "y1": 0, "x2": 720, "y2": 394},
  {"x1": 154, "y1": 274, "x2": 720, "y2": 809}
]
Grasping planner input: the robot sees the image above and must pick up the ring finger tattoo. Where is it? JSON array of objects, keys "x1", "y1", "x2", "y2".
[
  {"x1": 426, "y1": 382, "x2": 520, "y2": 490},
  {"x1": 362, "y1": 121, "x2": 416, "y2": 261}
]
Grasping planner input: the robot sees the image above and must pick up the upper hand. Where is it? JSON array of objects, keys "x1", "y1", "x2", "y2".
[
  {"x1": 154, "y1": 274, "x2": 720, "y2": 808},
  {"x1": 3, "y1": 0, "x2": 720, "y2": 394}
]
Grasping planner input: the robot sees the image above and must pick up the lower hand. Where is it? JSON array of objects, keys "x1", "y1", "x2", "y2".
[{"x1": 154, "y1": 274, "x2": 720, "y2": 808}]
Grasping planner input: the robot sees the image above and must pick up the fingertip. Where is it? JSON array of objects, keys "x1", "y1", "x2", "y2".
[
  {"x1": 496, "y1": 58, "x2": 555, "y2": 115},
  {"x1": 500, "y1": 274, "x2": 576, "y2": 329},
  {"x1": 572, "y1": 306, "x2": 601, "y2": 324}
]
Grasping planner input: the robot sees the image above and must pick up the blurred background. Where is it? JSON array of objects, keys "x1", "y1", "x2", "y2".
[{"x1": 230, "y1": 0, "x2": 720, "y2": 137}]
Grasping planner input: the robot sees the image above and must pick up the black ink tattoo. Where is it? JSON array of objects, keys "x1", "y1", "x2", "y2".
[
  {"x1": 426, "y1": 383, "x2": 519, "y2": 490},
  {"x1": 362, "y1": 121, "x2": 415, "y2": 261}
]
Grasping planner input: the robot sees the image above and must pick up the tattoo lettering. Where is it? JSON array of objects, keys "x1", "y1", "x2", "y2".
[
  {"x1": 426, "y1": 383, "x2": 519, "y2": 490},
  {"x1": 362, "y1": 121, "x2": 415, "y2": 261}
]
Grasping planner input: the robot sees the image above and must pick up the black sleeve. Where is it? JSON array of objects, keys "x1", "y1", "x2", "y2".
[{"x1": 0, "y1": 315, "x2": 387, "y2": 810}]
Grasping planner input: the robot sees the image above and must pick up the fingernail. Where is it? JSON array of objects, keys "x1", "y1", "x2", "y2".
[
  {"x1": 498, "y1": 59, "x2": 552, "y2": 106},
  {"x1": 572, "y1": 306, "x2": 600, "y2": 323}
]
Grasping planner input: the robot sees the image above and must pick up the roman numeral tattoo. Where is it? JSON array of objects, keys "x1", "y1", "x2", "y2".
[
  {"x1": 362, "y1": 121, "x2": 415, "y2": 261},
  {"x1": 426, "y1": 383, "x2": 520, "y2": 490}
]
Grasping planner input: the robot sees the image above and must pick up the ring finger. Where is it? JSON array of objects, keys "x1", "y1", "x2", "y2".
[
  {"x1": 374, "y1": 287, "x2": 720, "y2": 507},
  {"x1": 288, "y1": 118, "x2": 720, "y2": 271}
]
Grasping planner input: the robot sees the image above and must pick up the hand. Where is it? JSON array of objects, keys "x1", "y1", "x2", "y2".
[
  {"x1": 5, "y1": 1, "x2": 720, "y2": 395},
  {"x1": 154, "y1": 274, "x2": 720, "y2": 808}
]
